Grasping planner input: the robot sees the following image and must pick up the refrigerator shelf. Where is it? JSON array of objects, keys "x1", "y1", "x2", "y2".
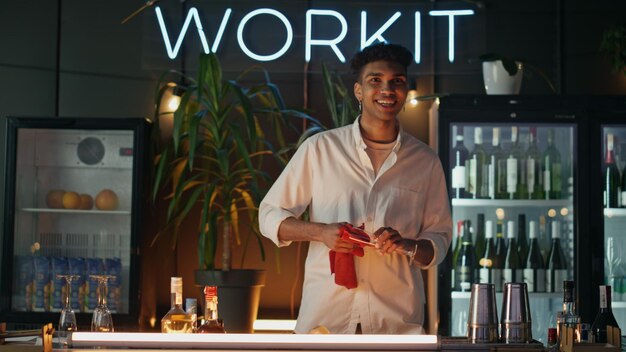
[
  {"x1": 451, "y1": 291, "x2": 562, "y2": 299},
  {"x1": 451, "y1": 199, "x2": 571, "y2": 208},
  {"x1": 604, "y1": 208, "x2": 626, "y2": 218},
  {"x1": 20, "y1": 207, "x2": 130, "y2": 215}
]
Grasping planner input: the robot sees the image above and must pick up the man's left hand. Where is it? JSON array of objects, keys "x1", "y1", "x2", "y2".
[{"x1": 373, "y1": 227, "x2": 404, "y2": 256}]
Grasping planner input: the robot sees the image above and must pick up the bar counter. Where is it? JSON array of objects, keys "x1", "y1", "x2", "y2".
[{"x1": 53, "y1": 332, "x2": 546, "y2": 351}]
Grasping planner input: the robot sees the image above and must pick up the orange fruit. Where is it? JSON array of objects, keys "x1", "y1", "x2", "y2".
[
  {"x1": 46, "y1": 190, "x2": 65, "y2": 208},
  {"x1": 79, "y1": 194, "x2": 94, "y2": 210},
  {"x1": 95, "y1": 189, "x2": 118, "y2": 210},
  {"x1": 62, "y1": 191, "x2": 81, "y2": 209}
]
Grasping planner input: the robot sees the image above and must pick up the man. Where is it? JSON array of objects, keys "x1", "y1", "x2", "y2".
[{"x1": 259, "y1": 43, "x2": 451, "y2": 334}]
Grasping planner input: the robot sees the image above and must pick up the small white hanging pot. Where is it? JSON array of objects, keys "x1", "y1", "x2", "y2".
[{"x1": 482, "y1": 60, "x2": 523, "y2": 95}]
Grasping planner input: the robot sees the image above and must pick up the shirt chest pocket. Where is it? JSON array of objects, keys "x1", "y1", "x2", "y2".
[{"x1": 381, "y1": 186, "x2": 425, "y2": 239}]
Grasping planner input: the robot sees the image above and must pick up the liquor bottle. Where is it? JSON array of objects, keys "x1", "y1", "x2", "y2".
[
  {"x1": 488, "y1": 127, "x2": 506, "y2": 199},
  {"x1": 503, "y1": 220, "x2": 522, "y2": 283},
  {"x1": 494, "y1": 220, "x2": 507, "y2": 292},
  {"x1": 526, "y1": 127, "x2": 544, "y2": 199},
  {"x1": 546, "y1": 221, "x2": 568, "y2": 293},
  {"x1": 479, "y1": 220, "x2": 498, "y2": 285},
  {"x1": 604, "y1": 133, "x2": 622, "y2": 208},
  {"x1": 591, "y1": 285, "x2": 620, "y2": 343},
  {"x1": 516, "y1": 214, "x2": 529, "y2": 264},
  {"x1": 161, "y1": 277, "x2": 193, "y2": 333},
  {"x1": 451, "y1": 220, "x2": 464, "y2": 288},
  {"x1": 185, "y1": 298, "x2": 197, "y2": 332},
  {"x1": 524, "y1": 220, "x2": 546, "y2": 292},
  {"x1": 197, "y1": 286, "x2": 226, "y2": 333},
  {"x1": 455, "y1": 220, "x2": 476, "y2": 291},
  {"x1": 557, "y1": 280, "x2": 581, "y2": 344},
  {"x1": 451, "y1": 126, "x2": 469, "y2": 199},
  {"x1": 506, "y1": 126, "x2": 522, "y2": 199},
  {"x1": 474, "y1": 213, "x2": 486, "y2": 261},
  {"x1": 543, "y1": 128, "x2": 562, "y2": 199},
  {"x1": 468, "y1": 127, "x2": 487, "y2": 199}
]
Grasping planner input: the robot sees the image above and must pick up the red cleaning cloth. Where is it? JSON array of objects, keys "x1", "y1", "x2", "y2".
[{"x1": 329, "y1": 224, "x2": 372, "y2": 289}]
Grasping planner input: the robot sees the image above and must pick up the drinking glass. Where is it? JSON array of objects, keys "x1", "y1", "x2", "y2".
[
  {"x1": 90, "y1": 275, "x2": 115, "y2": 332},
  {"x1": 57, "y1": 274, "x2": 80, "y2": 345}
]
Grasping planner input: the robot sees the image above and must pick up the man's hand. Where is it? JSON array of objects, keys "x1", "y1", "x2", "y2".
[
  {"x1": 319, "y1": 222, "x2": 356, "y2": 253},
  {"x1": 373, "y1": 226, "x2": 405, "y2": 255}
]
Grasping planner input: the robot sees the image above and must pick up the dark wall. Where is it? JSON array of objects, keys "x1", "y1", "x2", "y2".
[{"x1": 1, "y1": 0, "x2": 625, "y2": 328}]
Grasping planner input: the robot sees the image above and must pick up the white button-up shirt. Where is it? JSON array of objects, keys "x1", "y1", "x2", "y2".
[{"x1": 259, "y1": 118, "x2": 452, "y2": 334}]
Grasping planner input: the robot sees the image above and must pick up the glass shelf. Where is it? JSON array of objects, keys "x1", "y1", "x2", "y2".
[
  {"x1": 604, "y1": 208, "x2": 626, "y2": 218},
  {"x1": 451, "y1": 199, "x2": 572, "y2": 208},
  {"x1": 614, "y1": 301, "x2": 626, "y2": 309},
  {"x1": 21, "y1": 208, "x2": 130, "y2": 215}
]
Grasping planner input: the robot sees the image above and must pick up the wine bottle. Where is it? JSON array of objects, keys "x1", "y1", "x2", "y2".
[
  {"x1": 161, "y1": 277, "x2": 193, "y2": 333},
  {"x1": 524, "y1": 220, "x2": 546, "y2": 292},
  {"x1": 451, "y1": 126, "x2": 469, "y2": 199},
  {"x1": 506, "y1": 126, "x2": 521, "y2": 199},
  {"x1": 547, "y1": 327, "x2": 558, "y2": 352},
  {"x1": 622, "y1": 162, "x2": 626, "y2": 208},
  {"x1": 526, "y1": 127, "x2": 544, "y2": 199},
  {"x1": 590, "y1": 285, "x2": 620, "y2": 343},
  {"x1": 455, "y1": 220, "x2": 476, "y2": 291},
  {"x1": 517, "y1": 214, "x2": 529, "y2": 264},
  {"x1": 479, "y1": 220, "x2": 499, "y2": 285},
  {"x1": 543, "y1": 129, "x2": 562, "y2": 199},
  {"x1": 604, "y1": 133, "x2": 621, "y2": 208},
  {"x1": 503, "y1": 220, "x2": 522, "y2": 283},
  {"x1": 197, "y1": 286, "x2": 227, "y2": 333},
  {"x1": 494, "y1": 220, "x2": 507, "y2": 292},
  {"x1": 557, "y1": 280, "x2": 581, "y2": 344},
  {"x1": 468, "y1": 127, "x2": 487, "y2": 199},
  {"x1": 451, "y1": 220, "x2": 464, "y2": 288},
  {"x1": 474, "y1": 213, "x2": 486, "y2": 261},
  {"x1": 488, "y1": 127, "x2": 506, "y2": 199},
  {"x1": 546, "y1": 221, "x2": 568, "y2": 293}
]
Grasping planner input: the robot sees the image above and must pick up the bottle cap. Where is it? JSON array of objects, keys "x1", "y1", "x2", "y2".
[
  {"x1": 171, "y1": 277, "x2": 182, "y2": 286},
  {"x1": 528, "y1": 221, "x2": 537, "y2": 239},
  {"x1": 485, "y1": 220, "x2": 493, "y2": 239},
  {"x1": 551, "y1": 221, "x2": 561, "y2": 239},
  {"x1": 492, "y1": 127, "x2": 500, "y2": 146},
  {"x1": 507, "y1": 221, "x2": 515, "y2": 239},
  {"x1": 474, "y1": 127, "x2": 483, "y2": 144},
  {"x1": 204, "y1": 286, "x2": 218, "y2": 300}
]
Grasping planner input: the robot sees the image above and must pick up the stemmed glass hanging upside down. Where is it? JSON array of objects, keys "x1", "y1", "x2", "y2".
[
  {"x1": 57, "y1": 274, "x2": 80, "y2": 345},
  {"x1": 90, "y1": 275, "x2": 116, "y2": 332}
]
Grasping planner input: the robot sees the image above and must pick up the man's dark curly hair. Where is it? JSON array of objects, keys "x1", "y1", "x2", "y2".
[{"x1": 349, "y1": 42, "x2": 413, "y2": 80}]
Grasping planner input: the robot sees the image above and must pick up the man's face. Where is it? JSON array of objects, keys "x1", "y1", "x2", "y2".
[{"x1": 354, "y1": 60, "x2": 408, "y2": 123}]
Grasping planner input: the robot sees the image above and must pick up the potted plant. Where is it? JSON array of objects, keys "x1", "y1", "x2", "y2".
[
  {"x1": 600, "y1": 23, "x2": 626, "y2": 75},
  {"x1": 151, "y1": 53, "x2": 319, "y2": 332},
  {"x1": 479, "y1": 53, "x2": 556, "y2": 95}
]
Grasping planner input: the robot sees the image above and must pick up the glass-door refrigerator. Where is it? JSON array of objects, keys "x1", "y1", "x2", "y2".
[
  {"x1": 589, "y1": 97, "x2": 626, "y2": 333},
  {"x1": 437, "y1": 95, "x2": 591, "y2": 343},
  {"x1": 0, "y1": 117, "x2": 150, "y2": 329}
]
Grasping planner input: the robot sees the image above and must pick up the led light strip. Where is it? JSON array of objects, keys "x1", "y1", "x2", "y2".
[
  {"x1": 70, "y1": 332, "x2": 438, "y2": 350},
  {"x1": 252, "y1": 319, "x2": 297, "y2": 331}
]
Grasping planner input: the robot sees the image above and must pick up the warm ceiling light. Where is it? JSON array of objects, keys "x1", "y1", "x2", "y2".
[{"x1": 405, "y1": 79, "x2": 419, "y2": 106}]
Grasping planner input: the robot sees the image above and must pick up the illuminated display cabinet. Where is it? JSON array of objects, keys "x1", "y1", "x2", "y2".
[
  {"x1": 0, "y1": 117, "x2": 150, "y2": 329},
  {"x1": 437, "y1": 95, "x2": 626, "y2": 343}
]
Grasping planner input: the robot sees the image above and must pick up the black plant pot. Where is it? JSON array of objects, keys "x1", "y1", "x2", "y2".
[{"x1": 194, "y1": 269, "x2": 266, "y2": 333}]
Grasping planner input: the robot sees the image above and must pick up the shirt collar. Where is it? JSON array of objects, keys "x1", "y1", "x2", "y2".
[{"x1": 352, "y1": 115, "x2": 403, "y2": 152}]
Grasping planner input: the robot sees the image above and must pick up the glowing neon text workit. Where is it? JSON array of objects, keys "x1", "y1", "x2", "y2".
[{"x1": 155, "y1": 6, "x2": 474, "y2": 63}]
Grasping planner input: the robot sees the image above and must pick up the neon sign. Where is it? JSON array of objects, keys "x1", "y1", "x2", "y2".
[{"x1": 155, "y1": 6, "x2": 474, "y2": 63}]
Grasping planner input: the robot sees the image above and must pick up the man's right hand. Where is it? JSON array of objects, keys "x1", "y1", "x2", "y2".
[
  {"x1": 319, "y1": 222, "x2": 355, "y2": 253},
  {"x1": 277, "y1": 218, "x2": 356, "y2": 253}
]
